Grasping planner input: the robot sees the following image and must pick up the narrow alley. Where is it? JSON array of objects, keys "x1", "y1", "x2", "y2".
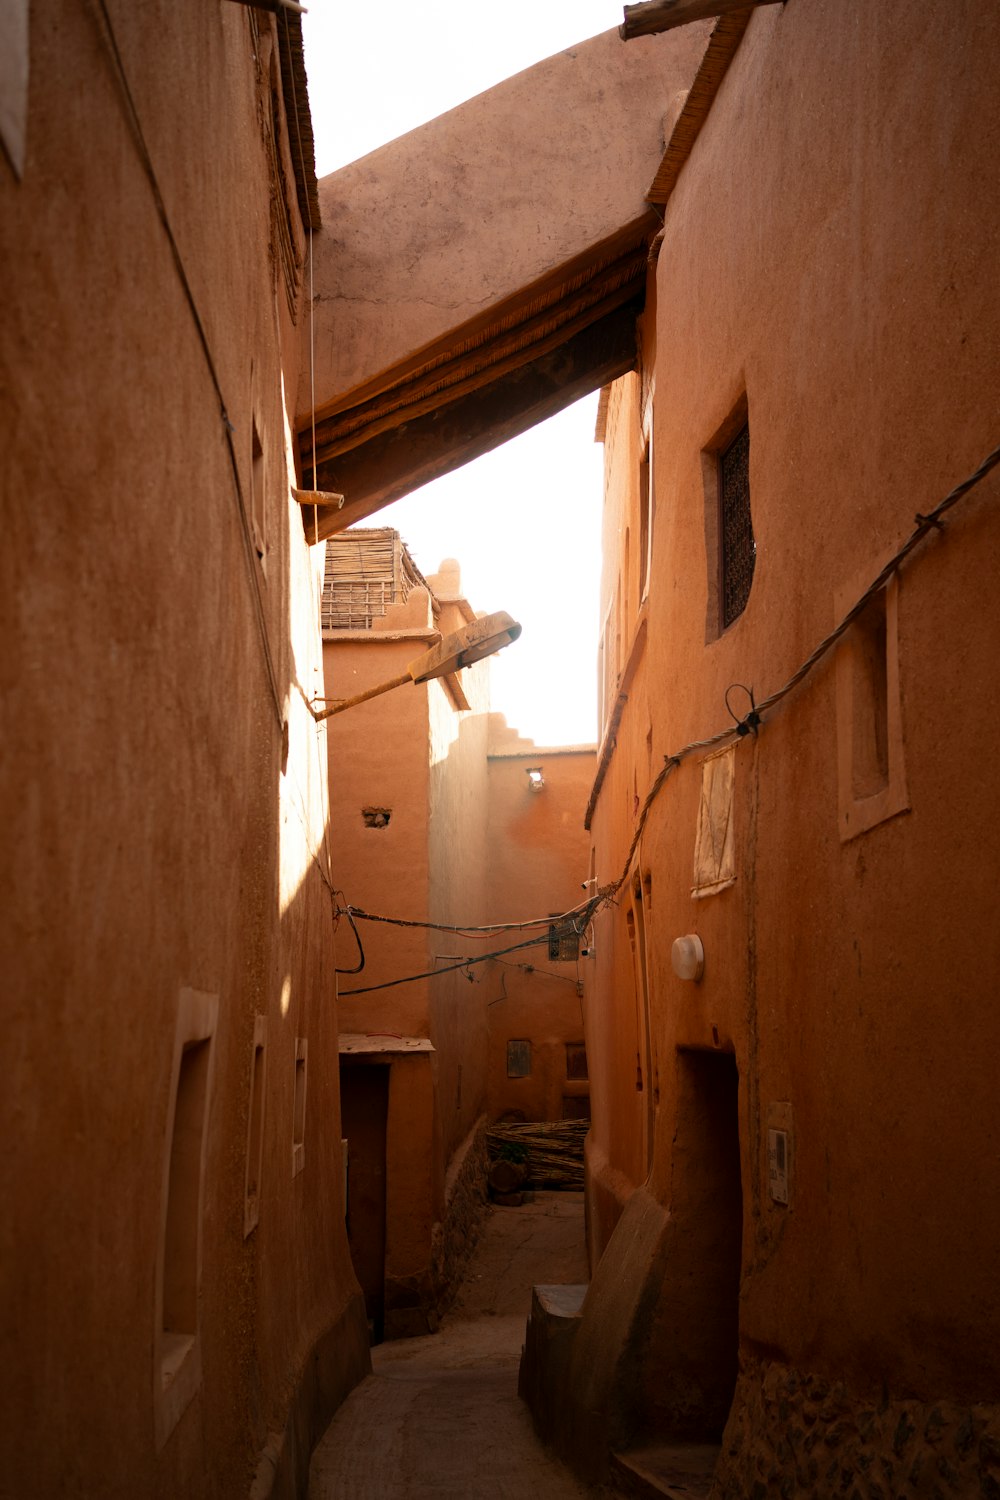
[
  {"x1": 309, "y1": 1194, "x2": 595, "y2": 1499},
  {"x1": 5, "y1": 4, "x2": 1000, "y2": 1498}
]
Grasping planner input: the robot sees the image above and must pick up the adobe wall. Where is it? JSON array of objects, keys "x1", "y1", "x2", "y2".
[
  {"x1": 323, "y1": 584, "x2": 495, "y2": 1334},
  {"x1": 484, "y1": 732, "x2": 596, "y2": 1125},
  {"x1": 585, "y1": 370, "x2": 658, "y2": 1264},
  {"x1": 574, "y1": 0, "x2": 1000, "y2": 1489},
  {"x1": 0, "y1": 5, "x2": 368, "y2": 1496},
  {"x1": 322, "y1": 628, "x2": 434, "y2": 1039},
  {"x1": 427, "y1": 619, "x2": 492, "y2": 1174}
]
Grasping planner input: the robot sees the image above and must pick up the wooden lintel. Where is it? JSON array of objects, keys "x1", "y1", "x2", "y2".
[
  {"x1": 620, "y1": 0, "x2": 781, "y2": 41},
  {"x1": 304, "y1": 299, "x2": 641, "y2": 542}
]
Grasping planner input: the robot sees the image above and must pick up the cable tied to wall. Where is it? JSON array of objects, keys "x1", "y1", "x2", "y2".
[{"x1": 593, "y1": 439, "x2": 1000, "y2": 911}]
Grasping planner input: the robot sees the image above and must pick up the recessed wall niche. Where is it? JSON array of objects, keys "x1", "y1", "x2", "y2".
[{"x1": 155, "y1": 987, "x2": 218, "y2": 1448}]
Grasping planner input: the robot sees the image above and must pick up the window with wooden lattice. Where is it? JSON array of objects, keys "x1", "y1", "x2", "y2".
[{"x1": 719, "y1": 421, "x2": 754, "y2": 629}]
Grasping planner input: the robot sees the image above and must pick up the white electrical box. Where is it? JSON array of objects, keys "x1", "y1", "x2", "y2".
[{"x1": 768, "y1": 1128, "x2": 789, "y2": 1205}]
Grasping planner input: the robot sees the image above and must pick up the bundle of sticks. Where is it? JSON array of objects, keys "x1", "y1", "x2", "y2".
[{"x1": 486, "y1": 1119, "x2": 589, "y2": 1189}]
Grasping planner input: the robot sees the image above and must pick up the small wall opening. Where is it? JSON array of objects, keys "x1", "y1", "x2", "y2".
[
  {"x1": 639, "y1": 436, "x2": 652, "y2": 603},
  {"x1": 835, "y1": 573, "x2": 908, "y2": 839},
  {"x1": 850, "y1": 590, "x2": 889, "y2": 799},
  {"x1": 162, "y1": 1039, "x2": 210, "y2": 1367},
  {"x1": 155, "y1": 987, "x2": 217, "y2": 1447},
  {"x1": 362, "y1": 806, "x2": 391, "y2": 829},
  {"x1": 243, "y1": 1016, "x2": 266, "y2": 1237},
  {"x1": 250, "y1": 417, "x2": 266, "y2": 565},
  {"x1": 292, "y1": 1038, "x2": 308, "y2": 1177}
]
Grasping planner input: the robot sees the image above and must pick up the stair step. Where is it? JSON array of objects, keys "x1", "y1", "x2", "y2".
[{"x1": 610, "y1": 1443, "x2": 719, "y2": 1499}]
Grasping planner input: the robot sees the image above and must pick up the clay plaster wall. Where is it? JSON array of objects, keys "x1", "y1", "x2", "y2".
[
  {"x1": 323, "y1": 628, "x2": 434, "y2": 1039},
  {"x1": 575, "y1": 0, "x2": 1000, "y2": 1485},
  {"x1": 484, "y1": 736, "x2": 596, "y2": 1125},
  {"x1": 586, "y1": 370, "x2": 658, "y2": 1258},
  {"x1": 0, "y1": 6, "x2": 367, "y2": 1496},
  {"x1": 427, "y1": 613, "x2": 492, "y2": 1172},
  {"x1": 322, "y1": 579, "x2": 495, "y2": 1334}
]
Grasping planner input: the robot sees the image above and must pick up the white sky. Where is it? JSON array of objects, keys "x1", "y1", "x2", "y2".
[{"x1": 301, "y1": 1, "x2": 625, "y2": 747}]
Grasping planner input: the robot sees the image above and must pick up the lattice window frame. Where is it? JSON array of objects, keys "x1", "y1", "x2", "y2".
[{"x1": 719, "y1": 421, "x2": 754, "y2": 630}]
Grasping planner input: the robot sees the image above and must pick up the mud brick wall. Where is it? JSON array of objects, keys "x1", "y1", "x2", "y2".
[{"x1": 432, "y1": 1116, "x2": 490, "y2": 1322}]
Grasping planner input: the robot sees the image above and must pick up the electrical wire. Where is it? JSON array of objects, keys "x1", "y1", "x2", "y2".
[
  {"x1": 338, "y1": 928, "x2": 559, "y2": 996},
  {"x1": 595, "y1": 440, "x2": 1000, "y2": 909},
  {"x1": 335, "y1": 905, "x2": 365, "y2": 975},
  {"x1": 336, "y1": 899, "x2": 595, "y2": 938},
  {"x1": 493, "y1": 958, "x2": 584, "y2": 987}
]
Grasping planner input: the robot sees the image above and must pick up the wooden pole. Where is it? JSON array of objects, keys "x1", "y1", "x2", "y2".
[
  {"x1": 620, "y1": 0, "x2": 782, "y2": 41},
  {"x1": 311, "y1": 671, "x2": 412, "y2": 722}
]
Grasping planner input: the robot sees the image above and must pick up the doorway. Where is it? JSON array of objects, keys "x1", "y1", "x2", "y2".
[
  {"x1": 339, "y1": 1062, "x2": 390, "y2": 1343},
  {"x1": 649, "y1": 1048, "x2": 743, "y2": 1441}
]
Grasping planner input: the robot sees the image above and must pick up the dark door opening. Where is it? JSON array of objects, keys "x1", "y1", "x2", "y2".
[
  {"x1": 339, "y1": 1062, "x2": 389, "y2": 1344},
  {"x1": 648, "y1": 1048, "x2": 743, "y2": 1442}
]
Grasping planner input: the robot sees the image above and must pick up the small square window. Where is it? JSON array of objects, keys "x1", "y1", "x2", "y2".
[
  {"x1": 506, "y1": 1040, "x2": 531, "y2": 1078},
  {"x1": 565, "y1": 1042, "x2": 588, "y2": 1081}
]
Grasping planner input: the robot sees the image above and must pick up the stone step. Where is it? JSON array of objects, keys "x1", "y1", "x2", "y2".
[{"x1": 610, "y1": 1443, "x2": 720, "y2": 1499}]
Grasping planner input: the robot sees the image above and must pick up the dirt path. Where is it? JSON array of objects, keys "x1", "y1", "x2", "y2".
[{"x1": 309, "y1": 1192, "x2": 599, "y2": 1499}]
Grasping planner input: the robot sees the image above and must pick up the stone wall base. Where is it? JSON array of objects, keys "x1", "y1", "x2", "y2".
[
  {"x1": 249, "y1": 1289, "x2": 371, "y2": 1500},
  {"x1": 382, "y1": 1117, "x2": 490, "y2": 1340},
  {"x1": 713, "y1": 1358, "x2": 1000, "y2": 1500},
  {"x1": 433, "y1": 1114, "x2": 490, "y2": 1320}
]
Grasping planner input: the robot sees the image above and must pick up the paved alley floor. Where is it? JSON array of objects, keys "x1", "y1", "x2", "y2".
[{"x1": 309, "y1": 1191, "x2": 601, "y2": 1499}]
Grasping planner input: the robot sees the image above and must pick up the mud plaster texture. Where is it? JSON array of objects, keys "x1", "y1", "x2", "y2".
[
  {"x1": 308, "y1": 1192, "x2": 605, "y2": 1498},
  {"x1": 713, "y1": 1361, "x2": 1000, "y2": 1500}
]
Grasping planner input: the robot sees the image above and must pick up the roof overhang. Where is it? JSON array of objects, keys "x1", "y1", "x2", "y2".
[{"x1": 296, "y1": 22, "x2": 713, "y2": 538}]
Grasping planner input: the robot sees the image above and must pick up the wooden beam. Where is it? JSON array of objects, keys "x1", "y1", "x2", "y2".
[
  {"x1": 304, "y1": 299, "x2": 641, "y2": 542},
  {"x1": 292, "y1": 487, "x2": 344, "y2": 508},
  {"x1": 620, "y1": 0, "x2": 781, "y2": 41},
  {"x1": 306, "y1": 272, "x2": 646, "y2": 470},
  {"x1": 299, "y1": 214, "x2": 656, "y2": 431},
  {"x1": 646, "y1": 9, "x2": 755, "y2": 204}
]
